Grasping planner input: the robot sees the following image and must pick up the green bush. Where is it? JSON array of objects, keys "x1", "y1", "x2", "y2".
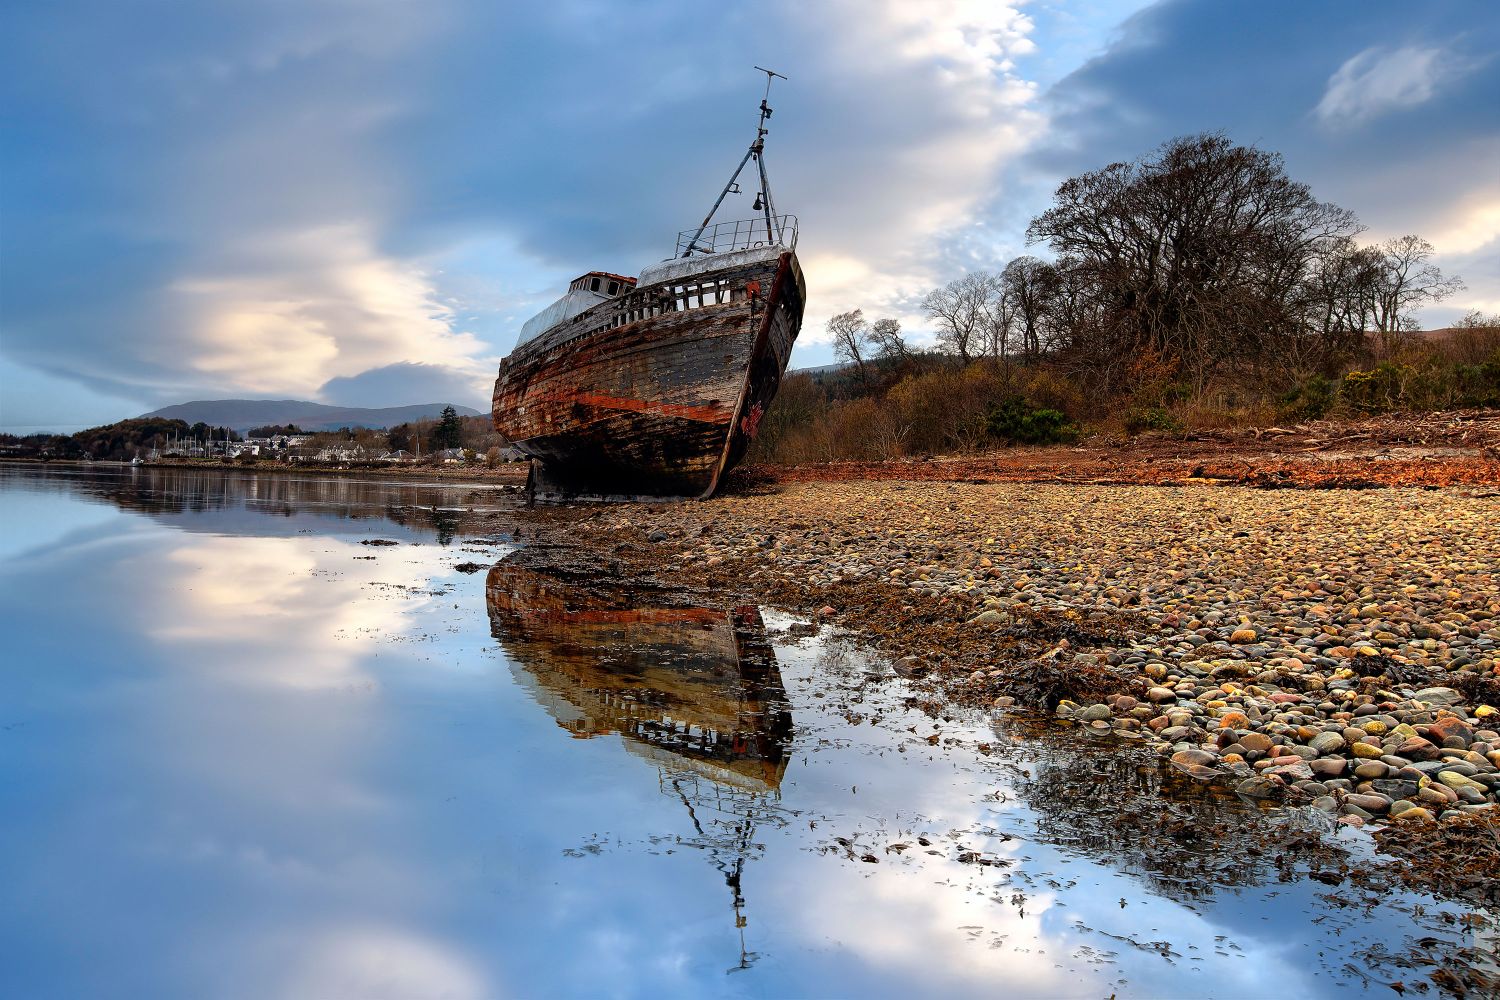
[
  {"x1": 1123, "y1": 406, "x2": 1183, "y2": 435},
  {"x1": 1278, "y1": 374, "x2": 1336, "y2": 421},
  {"x1": 1160, "y1": 380, "x2": 1193, "y2": 405},
  {"x1": 1339, "y1": 363, "x2": 1406, "y2": 413},
  {"x1": 985, "y1": 397, "x2": 1080, "y2": 444},
  {"x1": 1339, "y1": 351, "x2": 1500, "y2": 412},
  {"x1": 1454, "y1": 354, "x2": 1500, "y2": 407}
]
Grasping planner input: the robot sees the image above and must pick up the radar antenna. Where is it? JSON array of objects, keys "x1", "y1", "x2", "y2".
[{"x1": 681, "y1": 67, "x2": 788, "y2": 257}]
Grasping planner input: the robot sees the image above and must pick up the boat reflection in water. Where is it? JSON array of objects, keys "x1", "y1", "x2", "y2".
[{"x1": 485, "y1": 559, "x2": 792, "y2": 969}]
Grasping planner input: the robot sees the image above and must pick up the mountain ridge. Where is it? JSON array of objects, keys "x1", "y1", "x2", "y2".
[{"x1": 140, "y1": 399, "x2": 484, "y2": 432}]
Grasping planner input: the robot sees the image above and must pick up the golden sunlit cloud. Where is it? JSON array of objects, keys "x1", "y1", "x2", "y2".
[{"x1": 169, "y1": 225, "x2": 489, "y2": 398}]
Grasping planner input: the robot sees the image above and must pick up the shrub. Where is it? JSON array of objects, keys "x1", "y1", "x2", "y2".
[
  {"x1": 1177, "y1": 394, "x2": 1276, "y2": 430},
  {"x1": 885, "y1": 364, "x2": 1006, "y2": 454},
  {"x1": 985, "y1": 397, "x2": 1079, "y2": 444},
  {"x1": 1339, "y1": 363, "x2": 1404, "y2": 413},
  {"x1": 1442, "y1": 320, "x2": 1500, "y2": 366},
  {"x1": 1123, "y1": 406, "x2": 1184, "y2": 435},
  {"x1": 1018, "y1": 368, "x2": 1087, "y2": 417},
  {"x1": 1454, "y1": 353, "x2": 1500, "y2": 407},
  {"x1": 1278, "y1": 374, "x2": 1337, "y2": 421},
  {"x1": 1339, "y1": 361, "x2": 1456, "y2": 413}
]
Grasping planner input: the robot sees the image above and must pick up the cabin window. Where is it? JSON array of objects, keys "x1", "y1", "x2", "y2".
[
  {"x1": 590, "y1": 277, "x2": 601, "y2": 292},
  {"x1": 607, "y1": 281, "x2": 619, "y2": 295}
]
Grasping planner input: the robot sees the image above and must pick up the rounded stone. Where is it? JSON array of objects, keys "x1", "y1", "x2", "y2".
[
  {"x1": 1309, "y1": 732, "x2": 1346, "y2": 754},
  {"x1": 1236, "y1": 775, "x2": 1280, "y2": 799},
  {"x1": 1344, "y1": 792, "x2": 1391, "y2": 813},
  {"x1": 1240, "y1": 732, "x2": 1274, "y2": 755},
  {"x1": 1310, "y1": 758, "x2": 1348, "y2": 777},
  {"x1": 1390, "y1": 806, "x2": 1435, "y2": 822}
]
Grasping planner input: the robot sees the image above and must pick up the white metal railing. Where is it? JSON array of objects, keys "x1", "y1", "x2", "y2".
[{"x1": 677, "y1": 215, "x2": 797, "y2": 257}]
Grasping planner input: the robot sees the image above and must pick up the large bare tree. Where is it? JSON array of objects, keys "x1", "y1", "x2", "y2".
[
  {"x1": 869, "y1": 317, "x2": 909, "y2": 362},
  {"x1": 1364, "y1": 235, "x2": 1464, "y2": 337},
  {"x1": 827, "y1": 308, "x2": 873, "y2": 380},
  {"x1": 924, "y1": 272, "x2": 999, "y2": 363},
  {"x1": 1001, "y1": 256, "x2": 1060, "y2": 359},
  {"x1": 1027, "y1": 133, "x2": 1363, "y2": 386}
]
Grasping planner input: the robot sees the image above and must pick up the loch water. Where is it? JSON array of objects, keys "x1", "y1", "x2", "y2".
[{"x1": 0, "y1": 464, "x2": 1490, "y2": 998}]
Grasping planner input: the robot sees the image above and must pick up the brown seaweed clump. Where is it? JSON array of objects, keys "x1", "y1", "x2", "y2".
[{"x1": 1371, "y1": 810, "x2": 1500, "y2": 909}]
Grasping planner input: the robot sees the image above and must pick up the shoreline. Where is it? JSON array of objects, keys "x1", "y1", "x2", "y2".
[
  {"x1": 14, "y1": 441, "x2": 1500, "y2": 848},
  {"x1": 8, "y1": 408, "x2": 1498, "y2": 493},
  {"x1": 1, "y1": 457, "x2": 530, "y2": 486}
]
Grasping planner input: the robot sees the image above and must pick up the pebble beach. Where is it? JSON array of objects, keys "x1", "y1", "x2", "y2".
[{"x1": 537, "y1": 480, "x2": 1500, "y2": 829}]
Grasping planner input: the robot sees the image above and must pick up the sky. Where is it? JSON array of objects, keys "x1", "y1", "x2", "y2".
[{"x1": 1, "y1": 0, "x2": 1496, "y2": 432}]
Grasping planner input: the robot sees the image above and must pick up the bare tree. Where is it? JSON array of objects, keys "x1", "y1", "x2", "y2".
[
  {"x1": 981, "y1": 285, "x2": 1017, "y2": 360},
  {"x1": 1001, "y1": 256, "x2": 1060, "y2": 359},
  {"x1": 1366, "y1": 235, "x2": 1464, "y2": 338},
  {"x1": 827, "y1": 308, "x2": 872, "y2": 380},
  {"x1": 924, "y1": 273, "x2": 998, "y2": 363},
  {"x1": 1298, "y1": 236, "x2": 1381, "y2": 369},
  {"x1": 1447, "y1": 310, "x2": 1500, "y2": 365},
  {"x1": 869, "y1": 317, "x2": 909, "y2": 362}
]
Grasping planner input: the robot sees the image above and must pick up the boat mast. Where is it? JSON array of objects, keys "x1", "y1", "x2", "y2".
[{"x1": 681, "y1": 67, "x2": 787, "y2": 258}]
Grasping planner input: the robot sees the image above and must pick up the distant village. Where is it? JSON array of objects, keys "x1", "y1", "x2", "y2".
[
  {"x1": 0, "y1": 406, "x2": 526, "y2": 467},
  {"x1": 151, "y1": 432, "x2": 523, "y2": 466}
]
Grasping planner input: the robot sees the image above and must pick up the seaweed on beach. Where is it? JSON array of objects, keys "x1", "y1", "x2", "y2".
[
  {"x1": 988, "y1": 657, "x2": 1143, "y2": 711},
  {"x1": 1370, "y1": 811, "x2": 1500, "y2": 909}
]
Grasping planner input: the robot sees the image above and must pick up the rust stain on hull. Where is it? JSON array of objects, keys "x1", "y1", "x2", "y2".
[
  {"x1": 563, "y1": 393, "x2": 729, "y2": 424},
  {"x1": 492, "y1": 251, "x2": 805, "y2": 499}
]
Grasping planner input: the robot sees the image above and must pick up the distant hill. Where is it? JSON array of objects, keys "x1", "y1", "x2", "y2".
[
  {"x1": 790, "y1": 362, "x2": 854, "y2": 376},
  {"x1": 140, "y1": 399, "x2": 484, "y2": 432}
]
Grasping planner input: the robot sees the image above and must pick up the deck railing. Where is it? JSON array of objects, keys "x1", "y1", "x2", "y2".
[{"x1": 676, "y1": 215, "x2": 798, "y2": 257}]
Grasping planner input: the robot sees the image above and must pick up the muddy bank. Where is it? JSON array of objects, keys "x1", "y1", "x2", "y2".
[
  {"x1": 743, "y1": 408, "x2": 1500, "y2": 490},
  {"x1": 494, "y1": 476, "x2": 1500, "y2": 910}
]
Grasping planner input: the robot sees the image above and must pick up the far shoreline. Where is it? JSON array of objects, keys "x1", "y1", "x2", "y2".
[{"x1": 0, "y1": 456, "x2": 530, "y2": 487}]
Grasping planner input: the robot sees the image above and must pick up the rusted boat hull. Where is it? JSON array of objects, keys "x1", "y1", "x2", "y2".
[{"x1": 492, "y1": 251, "x2": 804, "y2": 499}]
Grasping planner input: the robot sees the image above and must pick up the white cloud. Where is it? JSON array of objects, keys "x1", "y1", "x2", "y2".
[
  {"x1": 1426, "y1": 197, "x2": 1500, "y2": 257},
  {"x1": 1314, "y1": 45, "x2": 1449, "y2": 125},
  {"x1": 777, "y1": 0, "x2": 1046, "y2": 344},
  {"x1": 167, "y1": 225, "x2": 490, "y2": 398}
]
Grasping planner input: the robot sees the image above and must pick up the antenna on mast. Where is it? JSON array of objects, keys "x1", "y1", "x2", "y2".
[
  {"x1": 752, "y1": 65, "x2": 786, "y2": 136},
  {"x1": 750, "y1": 67, "x2": 786, "y2": 246},
  {"x1": 681, "y1": 67, "x2": 789, "y2": 258}
]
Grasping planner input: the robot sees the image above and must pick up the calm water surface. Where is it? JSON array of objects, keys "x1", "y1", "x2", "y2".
[{"x1": 0, "y1": 464, "x2": 1487, "y2": 998}]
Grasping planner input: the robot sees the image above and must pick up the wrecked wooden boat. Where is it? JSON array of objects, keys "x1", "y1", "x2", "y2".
[{"x1": 492, "y1": 70, "x2": 805, "y2": 500}]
